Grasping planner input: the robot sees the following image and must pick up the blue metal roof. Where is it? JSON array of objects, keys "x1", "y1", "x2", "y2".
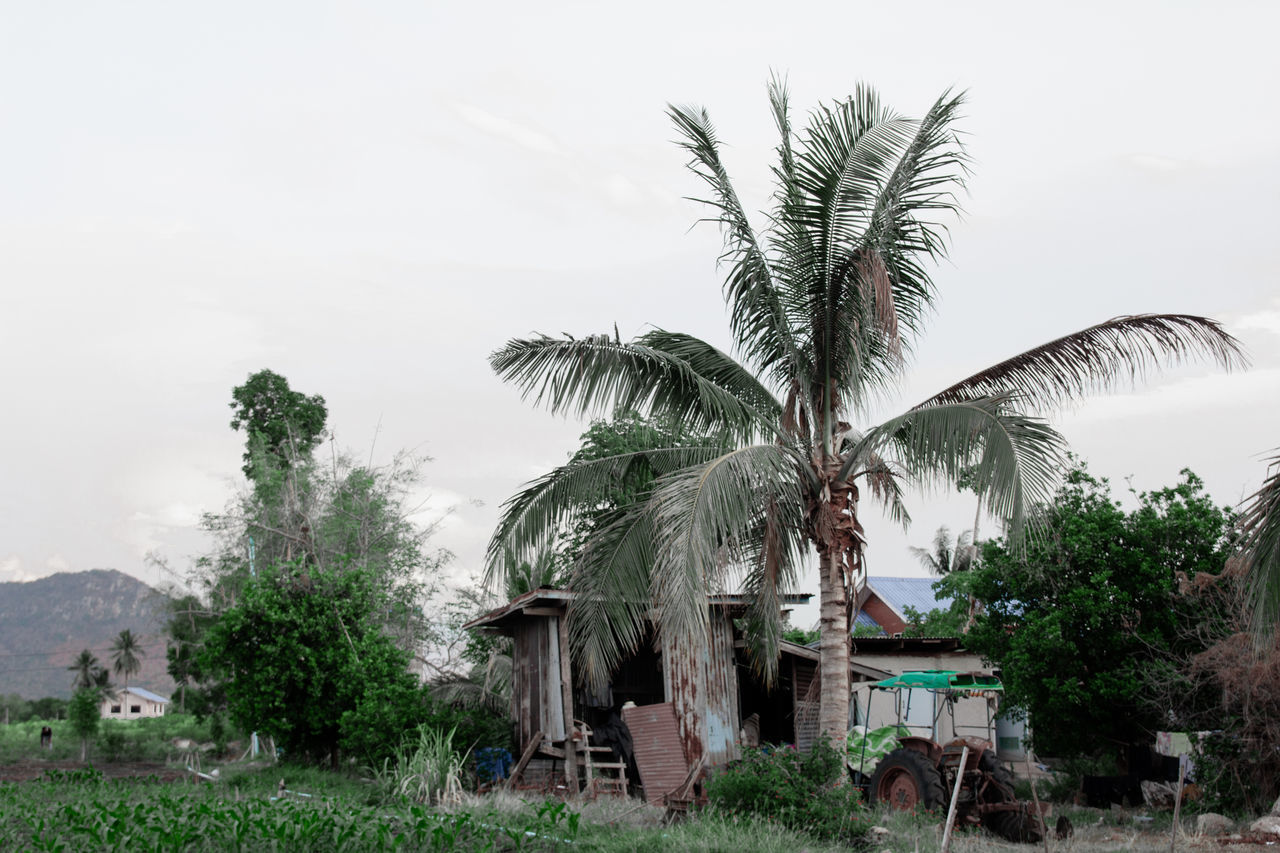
[
  {"x1": 866, "y1": 575, "x2": 957, "y2": 618},
  {"x1": 121, "y1": 686, "x2": 169, "y2": 704},
  {"x1": 853, "y1": 610, "x2": 882, "y2": 631}
]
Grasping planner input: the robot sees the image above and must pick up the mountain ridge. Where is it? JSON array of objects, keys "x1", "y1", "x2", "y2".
[{"x1": 0, "y1": 569, "x2": 176, "y2": 699}]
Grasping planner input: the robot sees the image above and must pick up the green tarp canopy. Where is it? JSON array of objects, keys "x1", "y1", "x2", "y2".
[{"x1": 871, "y1": 670, "x2": 1003, "y2": 691}]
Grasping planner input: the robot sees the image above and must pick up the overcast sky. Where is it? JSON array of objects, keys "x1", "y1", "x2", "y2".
[{"x1": 2, "y1": 2, "x2": 1277, "y2": 629}]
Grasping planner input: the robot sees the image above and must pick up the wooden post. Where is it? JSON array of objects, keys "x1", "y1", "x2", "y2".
[
  {"x1": 557, "y1": 613, "x2": 577, "y2": 791},
  {"x1": 940, "y1": 746, "x2": 969, "y2": 853},
  {"x1": 1170, "y1": 754, "x2": 1187, "y2": 853},
  {"x1": 1026, "y1": 752, "x2": 1049, "y2": 853}
]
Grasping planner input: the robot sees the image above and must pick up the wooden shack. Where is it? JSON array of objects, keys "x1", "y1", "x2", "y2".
[{"x1": 464, "y1": 589, "x2": 833, "y2": 795}]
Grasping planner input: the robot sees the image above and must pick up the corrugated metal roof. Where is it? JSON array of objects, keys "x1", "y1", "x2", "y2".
[
  {"x1": 121, "y1": 686, "x2": 169, "y2": 704},
  {"x1": 866, "y1": 576, "x2": 956, "y2": 620},
  {"x1": 853, "y1": 611, "x2": 882, "y2": 630}
]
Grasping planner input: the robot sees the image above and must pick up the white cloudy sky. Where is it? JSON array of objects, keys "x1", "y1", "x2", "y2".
[{"x1": 2, "y1": 2, "x2": 1277, "y2": 627}]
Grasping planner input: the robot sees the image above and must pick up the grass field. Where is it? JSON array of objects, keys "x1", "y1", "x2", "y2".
[{"x1": 0, "y1": 721, "x2": 1246, "y2": 851}]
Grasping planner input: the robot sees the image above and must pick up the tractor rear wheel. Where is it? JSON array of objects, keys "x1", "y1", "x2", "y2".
[
  {"x1": 977, "y1": 749, "x2": 1044, "y2": 843},
  {"x1": 868, "y1": 748, "x2": 947, "y2": 812}
]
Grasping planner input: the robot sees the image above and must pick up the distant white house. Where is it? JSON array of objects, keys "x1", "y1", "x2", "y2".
[{"x1": 101, "y1": 686, "x2": 169, "y2": 719}]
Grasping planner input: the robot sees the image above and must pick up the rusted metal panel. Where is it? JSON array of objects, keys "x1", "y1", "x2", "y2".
[
  {"x1": 661, "y1": 610, "x2": 740, "y2": 767},
  {"x1": 622, "y1": 702, "x2": 689, "y2": 805},
  {"x1": 704, "y1": 611, "x2": 740, "y2": 765}
]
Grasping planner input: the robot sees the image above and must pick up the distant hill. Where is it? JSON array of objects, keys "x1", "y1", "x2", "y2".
[{"x1": 0, "y1": 570, "x2": 176, "y2": 699}]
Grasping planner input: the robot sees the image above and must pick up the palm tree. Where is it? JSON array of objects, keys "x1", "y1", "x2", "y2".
[
  {"x1": 487, "y1": 81, "x2": 1245, "y2": 742},
  {"x1": 68, "y1": 649, "x2": 102, "y2": 691},
  {"x1": 1242, "y1": 450, "x2": 1280, "y2": 638},
  {"x1": 110, "y1": 630, "x2": 144, "y2": 692},
  {"x1": 909, "y1": 527, "x2": 973, "y2": 576}
]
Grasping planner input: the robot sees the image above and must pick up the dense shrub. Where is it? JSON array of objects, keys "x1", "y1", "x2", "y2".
[{"x1": 704, "y1": 738, "x2": 869, "y2": 845}]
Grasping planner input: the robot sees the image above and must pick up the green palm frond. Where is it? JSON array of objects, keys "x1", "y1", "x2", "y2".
[
  {"x1": 919, "y1": 314, "x2": 1247, "y2": 411},
  {"x1": 432, "y1": 651, "x2": 512, "y2": 713},
  {"x1": 842, "y1": 446, "x2": 911, "y2": 528},
  {"x1": 567, "y1": 506, "x2": 657, "y2": 690},
  {"x1": 647, "y1": 445, "x2": 808, "y2": 665},
  {"x1": 637, "y1": 329, "x2": 783, "y2": 420},
  {"x1": 736, "y1": 490, "x2": 811, "y2": 682},
  {"x1": 1242, "y1": 451, "x2": 1280, "y2": 637},
  {"x1": 772, "y1": 89, "x2": 968, "y2": 420},
  {"x1": 484, "y1": 444, "x2": 726, "y2": 590},
  {"x1": 844, "y1": 397, "x2": 1066, "y2": 538},
  {"x1": 490, "y1": 334, "x2": 774, "y2": 441},
  {"x1": 668, "y1": 103, "x2": 808, "y2": 392}
]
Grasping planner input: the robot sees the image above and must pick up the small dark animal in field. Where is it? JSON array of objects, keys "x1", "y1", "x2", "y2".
[
  {"x1": 40, "y1": 727, "x2": 51, "y2": 750},
  {"x1": 1055, "y1": 815, "x2": 1074, "y2": 839}
]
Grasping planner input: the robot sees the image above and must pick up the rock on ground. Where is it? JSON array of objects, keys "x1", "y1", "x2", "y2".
[
  {"x1": 1196, "y1": 813, "x2": 1233, "y2": 836},
  {"x1": 1250, "y1": 814, "x2": 1280, "y2": 836}
]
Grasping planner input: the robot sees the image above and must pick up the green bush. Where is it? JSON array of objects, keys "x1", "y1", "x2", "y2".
[{"x1": 704, "y1": 738, "x2": 869, "y2": 845}]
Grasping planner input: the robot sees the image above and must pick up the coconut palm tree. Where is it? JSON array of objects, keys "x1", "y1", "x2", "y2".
[
  {"x1": 909, "y1": 527, "x2": 974, "y2": 576},
  {"x1": 487, "y1": 81, "x2": 1245, "y2": 742},
  {"x1": 110, "y1": 630, "x2": 144, "y2": 692},
  {"x1": 1243, "y1": 450, "x2": 1280, "y2": 638},
  {"x1": 68, "y1": 649, "x2": 103, "y2": 691}
]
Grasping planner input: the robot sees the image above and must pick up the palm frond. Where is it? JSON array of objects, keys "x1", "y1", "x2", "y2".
[
  {"x1": 668, "y1": 103, "x2": 808, "y2": 390},
  {"x1": 843, "y1": 397, "x2": 1066, "y2": 539},
  {"x1": 567, "y1": 506, "x2": 656, "y2": 691},
  {"x1": 637, "y1": 329, "x2": 783, "y2": 420},
  {"x1": 484, "y1": 444, "x2": 726, "y2": 590},
  {"x1": 647, "y1": 444, "x2": 808, "y2": 677},
  {"x1": 490, "y1": 334, "x2": 775, "y2": 441},
  {"x1": 919, "y1": 314, "x2": 1247, "y2": 411},
  {"x1": 839, "y1": 431, "x2": 911, "y2": 527},
  {"x1": 1242, "y1": 451, "x2": 1280, "y2": 638},
  {"x1": 737, "y1": 490, "x2": 810, "y2": 682}
]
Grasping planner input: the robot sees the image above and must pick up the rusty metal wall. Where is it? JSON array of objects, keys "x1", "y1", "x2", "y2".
[{"x1": 661, "y1": 609, "x2": 740, "y2": 767}]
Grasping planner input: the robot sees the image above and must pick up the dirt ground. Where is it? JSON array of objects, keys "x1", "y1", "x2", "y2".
[{"x1": 0, "y1": 759, "x2": 191, "y2": 783}]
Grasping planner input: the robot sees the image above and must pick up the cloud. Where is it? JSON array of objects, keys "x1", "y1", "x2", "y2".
[
  {"x1": 1237, "y1": 306, "x2": 1280, "y2": 337},
  {"x1": 45, "y1": 554, "x2": 71, "y2": 573},
  {"x1": 1060, "y1": 367, "x2": 1280, "y2": 428},
  {"x1": 1125, "y1": 153, "x2": 1188, "y2": 173},
  {"x1": 454, "y1": 103, "x2": 561, "y2": 155},
  {"x1": 0, "y1": 555, "x2": 40, "y2": 583}
]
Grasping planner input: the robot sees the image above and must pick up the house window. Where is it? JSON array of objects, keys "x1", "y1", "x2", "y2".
[
  {"x1": 110, "y1": 705, "x2": 121, "y2": 714},
  {"x1": 130, "y1": 705, "x2": 141, "y2": 714}
]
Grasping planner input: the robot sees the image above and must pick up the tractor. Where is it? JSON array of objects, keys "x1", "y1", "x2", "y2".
[{"x1": 849, "y1": 671, "x2": 1046, "y2": 843}]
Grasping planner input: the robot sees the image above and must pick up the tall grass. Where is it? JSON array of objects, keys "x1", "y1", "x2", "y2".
[{"x1": 374, "y1": 725, "x2": 470, "y2": 805}]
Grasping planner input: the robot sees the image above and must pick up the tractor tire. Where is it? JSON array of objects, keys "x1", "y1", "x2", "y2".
[
  {"x1": 868, "y1": 748, "x2": 947, "y2": 812},
  {"x1": 977, "y1": 749, "x2": 1044, "y2": 844}
]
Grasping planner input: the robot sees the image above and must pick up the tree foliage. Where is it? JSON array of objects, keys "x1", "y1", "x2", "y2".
[
  {"x1": 68, "y1": 650, "x2": 103, "y2": 692},
  {"x1": 200, "y1": 563, "x2": 507, "y2": 767},
  {"x1": 67, "y1": 688, "x2": 100, "y2": 762},
  {"x1": 963, "y1": 463, "x2": 1235, "y2": 757},
  {"x1": 229, "y1": 368, "x2": 328, "y2": 481},
  {"x1": 110, "y1": 630, "x2": 144, "y2": 691},
  {"x1": 169, "y1": 370, "x2": 478, "y2": 764}
]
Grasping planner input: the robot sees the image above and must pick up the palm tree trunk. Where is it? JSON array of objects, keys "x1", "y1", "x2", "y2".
[{"x1": 817, "y1": 545, "x2": 850, "y2": 742}]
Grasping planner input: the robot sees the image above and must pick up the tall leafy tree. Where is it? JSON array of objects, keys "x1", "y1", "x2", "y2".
[
  {"x1": 488, "y1": 81, "x2": 1244, "y2": 741},
  {"x1": 110, "y1": 629, "x2": 144, "y2": 692},
  {"x1": 229, "y1": 368, "x2": 328, "y2": 482}
]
